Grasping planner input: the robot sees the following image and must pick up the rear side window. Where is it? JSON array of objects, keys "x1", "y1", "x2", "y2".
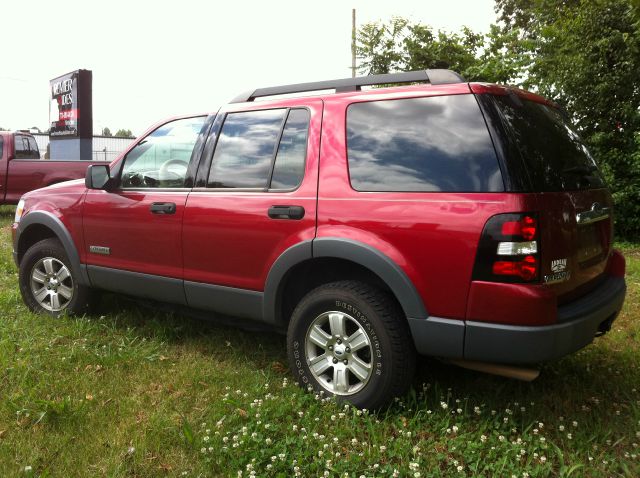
[
  {"x1": 346, "y1": 95, "x2": 503, "y2": 192},
  {"x1": 491, "y1": 95, "x2": 605, "y2": 191},
  {"x1": 208, "y1": 108, "x2": 309, "y2": 190},
  {"x1": 14, "y1": 135, "x2": 40, "y2": 160}
]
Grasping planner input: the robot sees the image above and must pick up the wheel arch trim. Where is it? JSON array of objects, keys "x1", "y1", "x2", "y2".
[
  {"x1": 263, "y1": 237, "x2": 428, "y2": 324},
  {"x1": 313, "y1": 237, "x2": 428, "y2": 320},
  {"x1": 16, "y1": 211, "x2": 90, "y2": 285}
]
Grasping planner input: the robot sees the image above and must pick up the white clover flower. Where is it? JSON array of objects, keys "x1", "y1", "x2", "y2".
[
  {"x1": 540, "y1": 456, "x2": 547, "y2": 463},
  {"x1": 265, "y1": 438, "x2": 272, "y2": 445},
  {"x1": 572, "y1": 421, "x2": 578, "y2": 427},
  {"x1": 457, "y1": 465, "x2": 463, "y2": 472},
  {"x1": 480, "y1": 435, "x2": 487, "y2": 443},
  {"x1": 567, "y1": 433, "x2": 573, "y2": 440},
  {"x1": 24, "y1": 466, "x2": 32, "y2": 473},
  {"x1": 559, "y1": 425, "x2": 565, "y2": 431},
  {"x1": 380, "y1": 445, "x2": 387, "y2": 452},
  {"x1": 440, "y1": 402, "x2": 448, "y2": 410}
]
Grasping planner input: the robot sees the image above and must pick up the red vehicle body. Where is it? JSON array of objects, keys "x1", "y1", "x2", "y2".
[
  {"x1": 0, "y1": 131, "x2": 104, "y2": 204},
  {"x1": 12, "y1": 70, "x2": 627, "y2": 408}
]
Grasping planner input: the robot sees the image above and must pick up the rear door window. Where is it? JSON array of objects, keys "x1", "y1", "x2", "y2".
[
  {"x1": 207, "y1": 108, "x2": 309, "y2": 190},
  {"x1": 346, "y1": 95, "x2": 503, "y2": 192},
  {"x1": 491, "y1": 95, "x2": 605, "y2": 191}
]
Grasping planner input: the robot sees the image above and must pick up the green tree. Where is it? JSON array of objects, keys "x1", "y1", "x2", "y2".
[
  {"x1": 357, "y1": 3, "x2": 640, "y2": 238},
  {"x1": 115, "y1": 129, "x2": 133, "y2": 138},
  {"x1": 101, "y1": 127, "x2": 112, "y2": 137},
  {"x1": 495, "y1": 0, "x2": 640, "y2": 238},
  {"x1": 356, "y1": 17, "x2": 504, "y2": 81}
]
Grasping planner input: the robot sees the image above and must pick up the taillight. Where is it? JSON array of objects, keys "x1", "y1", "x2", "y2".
[{"x1": 473, "y1": 213, "x2": 540, "y2": 283}]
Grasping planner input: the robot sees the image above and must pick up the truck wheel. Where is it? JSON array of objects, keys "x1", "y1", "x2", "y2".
[
  {"x1": 287, "y1": 280, "x2": 415, "y2": 409},
  {"x1": 19, "y1": 238, "x2": 95, "y2": 317}
]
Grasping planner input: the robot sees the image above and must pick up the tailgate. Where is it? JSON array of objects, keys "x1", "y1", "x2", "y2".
[{"x1": 538, "y1": 189, "x2": 613, "y2": 303}]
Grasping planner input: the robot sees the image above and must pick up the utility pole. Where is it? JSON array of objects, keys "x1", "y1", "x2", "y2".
[{"x1": 351, "y1": 8, "x2": 356, "y2": 78}]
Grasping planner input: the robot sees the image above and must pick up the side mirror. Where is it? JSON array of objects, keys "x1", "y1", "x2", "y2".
[{"x1": 85, "y1": 164, "x2": 111, "y2": 190}]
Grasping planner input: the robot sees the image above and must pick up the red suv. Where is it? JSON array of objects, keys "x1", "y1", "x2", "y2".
[{"x1": 12, "y1": 70, "x2": 627, "y2": 409}]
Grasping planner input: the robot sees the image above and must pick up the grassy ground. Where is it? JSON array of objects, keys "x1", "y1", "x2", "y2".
[{"x1": 0, "y1": 204, "x2": 638, "y2": 478}]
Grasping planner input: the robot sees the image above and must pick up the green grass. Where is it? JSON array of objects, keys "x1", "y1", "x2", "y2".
[{"x1": 0, "y1": 204, "x2": 638, "y2": 477}]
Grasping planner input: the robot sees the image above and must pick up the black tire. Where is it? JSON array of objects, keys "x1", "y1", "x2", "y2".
[
  {"x1": 19, "y1": 238, "x2": 96, "y2": 317},
  {"x1": 287, "y1": 280, "x2": 416, "y2": 409}
]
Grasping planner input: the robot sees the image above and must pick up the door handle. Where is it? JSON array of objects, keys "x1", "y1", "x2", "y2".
[
  {"x1": 268, "y1": 205, "x2": 305, "y2": 220},
  {"x1": 150, "y1": 202, "x2": 176, "y2": 214}
]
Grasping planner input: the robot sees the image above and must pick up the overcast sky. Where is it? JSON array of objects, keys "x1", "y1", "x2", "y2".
[{"x1": 1, "y1": 0, "x2": 496, "y2": 136}]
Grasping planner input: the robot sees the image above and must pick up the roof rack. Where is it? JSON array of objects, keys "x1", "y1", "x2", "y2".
[{"x1": 230, "y1": 69, "x2": 465, "y2": 103}]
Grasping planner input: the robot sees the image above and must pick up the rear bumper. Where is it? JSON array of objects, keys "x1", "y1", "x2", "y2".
[{"x1": 409, "y1": 275, "x2": 626, "y2": 364}]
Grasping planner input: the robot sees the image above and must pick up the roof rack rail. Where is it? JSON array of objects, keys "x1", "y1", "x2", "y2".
[{"x1": 230, "y1": 69, "x2": 465, "y2": 103}]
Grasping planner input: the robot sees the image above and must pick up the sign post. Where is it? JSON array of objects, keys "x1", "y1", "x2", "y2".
[{"x1": 49, "y1": 69, "x2": 92, "y2": 160}]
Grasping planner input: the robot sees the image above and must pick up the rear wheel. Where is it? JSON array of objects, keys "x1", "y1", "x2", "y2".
[
  {"x1": 287, "y1": 280, "x2": 415, "y2": 409},
  {"x1": 19, "y1": 238, "x2": 95, "y2": 316}
]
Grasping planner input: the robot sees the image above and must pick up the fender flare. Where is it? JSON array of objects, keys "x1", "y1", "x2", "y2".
[
  {"x1": 16, "y1": 211, "x2": 90, "y2": 285},
  {"x1": 263, "y1": 237, "x2": 428, "y2": 324}
]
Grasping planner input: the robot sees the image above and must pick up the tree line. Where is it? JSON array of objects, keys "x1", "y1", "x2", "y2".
[{"x1": 357, "y1": 0, "x2": 640, "y2": 239}]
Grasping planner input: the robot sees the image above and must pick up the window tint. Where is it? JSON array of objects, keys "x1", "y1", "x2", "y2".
[
  {"x1": 14, "y1": 135, "x2": 40, "y2": 159},
  {"x1": 346, "y1": 95, "x2": 503, "y2": 192},
  {"x1": 270, "y1": 109, "x2": 309, "y2": 190},
  {"x1": 491, "y1": 95, "x2": 605, "y2": 191},
  {"x1": 28, "y1": 137, "x2": 40, "y2": 159},
  {"x1": 208, "y1": 109, "x2": 286, "y2": 188},
  {"x1": 120, "y1": 116, "x2": 206, "y2": 188}
]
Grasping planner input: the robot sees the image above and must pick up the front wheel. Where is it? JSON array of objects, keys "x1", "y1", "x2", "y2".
[
  {"x1": 19, "y1": 238, "x2": 95, "y2": 316},
  {"x1": 287, "y1": 280, "x2": 416, "y2": 409}
]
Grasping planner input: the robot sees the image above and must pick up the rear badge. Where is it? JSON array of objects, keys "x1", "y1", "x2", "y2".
[
  {"x1": 545, "y1": 258, "x2": 570, "y2": 283},
  {"x1": 89, "y1": 245, "x2": 111, "y2": 255}
]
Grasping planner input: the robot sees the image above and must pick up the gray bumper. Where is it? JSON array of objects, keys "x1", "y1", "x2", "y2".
[{"x1": 409, "y1": 276, "x2": 626, "y2": 365}]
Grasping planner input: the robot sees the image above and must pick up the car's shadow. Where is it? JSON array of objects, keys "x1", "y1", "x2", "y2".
[{"x1": 90, "y1": 294, "x2": 635, "y2": 418}]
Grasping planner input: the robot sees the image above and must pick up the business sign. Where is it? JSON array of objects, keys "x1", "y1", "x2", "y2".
[{"x1": 49, "y1": 69, "x2": 92, "y2": 138}]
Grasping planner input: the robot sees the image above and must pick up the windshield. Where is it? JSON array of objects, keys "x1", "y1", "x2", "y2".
[{"x1": 492, "y1": 95, "x2": 605, "y2": 191}]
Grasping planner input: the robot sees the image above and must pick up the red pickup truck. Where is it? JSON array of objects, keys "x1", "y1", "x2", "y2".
[{"x1": 0, "y1": 131, "x2": 103, "y2": 204}]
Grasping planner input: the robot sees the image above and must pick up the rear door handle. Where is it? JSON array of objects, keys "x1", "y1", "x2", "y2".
[
  {"x1": 150, "y1": 202, "x2": 176, "y2": 214},
  {"x1": 268, "y1": 205, "x2": 305, "y2": 220}
]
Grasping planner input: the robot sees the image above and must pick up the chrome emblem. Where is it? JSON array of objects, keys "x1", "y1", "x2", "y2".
[
  {"x1": 545, "y1": 258, "x2": 570, "y2": 284},
  {"x1": 551, "y1": 258, "x2": 567, "y2": 273},
  {"x1": 89, "y1": 245, "x2": 111, "y2": 255}
]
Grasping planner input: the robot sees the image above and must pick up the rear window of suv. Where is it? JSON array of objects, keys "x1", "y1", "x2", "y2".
[
  {"x1": 346, "y1": 95, "x2": 503, "y2": 192},
  {"x1": 491, "y1": 95, "x2": 605, "y2": 191}
]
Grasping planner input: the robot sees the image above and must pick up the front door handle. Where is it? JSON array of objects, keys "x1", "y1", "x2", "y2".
[
  {"x1": 268, "y1": 205, "x2": 305, "y2": 220},
  {"x1": 150, "y1": 202, "x2": 176, "y2": 214}
]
